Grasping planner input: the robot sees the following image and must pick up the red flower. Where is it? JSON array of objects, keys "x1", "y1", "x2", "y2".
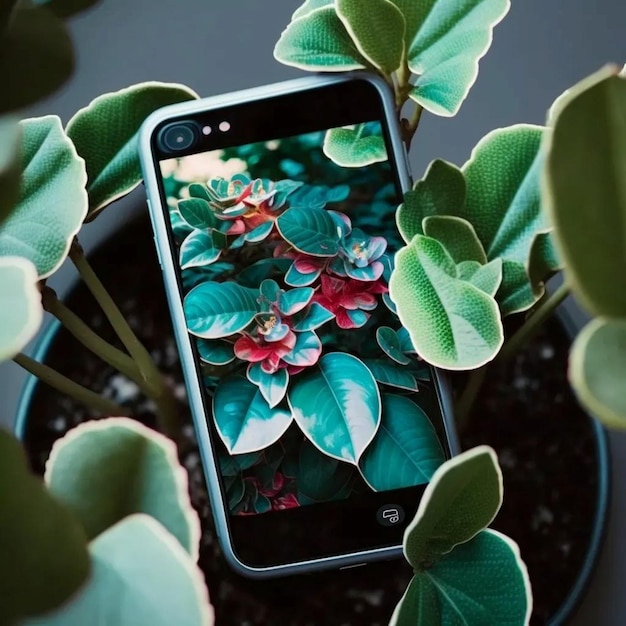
[
  {"x1": 312, "y1": 274, "x2": 387, "y2": 329},
  {"x1": 234, "y1": 331, "x2": 296, "y2": 374},
  {"x1": 272, "y1": 493, "x2": 300, "y2": 511}
]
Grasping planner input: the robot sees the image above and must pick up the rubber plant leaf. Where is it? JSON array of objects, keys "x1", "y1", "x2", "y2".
[
  {"x1": 323, "y1": 122, "x2": 387, "y2": 167},
  {"x1": 274, "y1": 6, "x2": 369, "y2": 71},
  {"x1": 569, "y1": 318, "x2": 626, "y2": 429},
  {"x1": 359, "y1": 394, "x2": 445, "y2": 491},
  {"x1": 361, "y1": 359, "x2": 419, "y2": 391},
  {"x1": 0, "y1": 257, "x2": 42, "y2": 362},
  {"x1": 22, "y1": 515, "x2": 214, "y2": 626},
  {"x1": 543, "y1": 68, "x2": 626, "y2": 317},
  {"x1": 422, "y1": 215, "x2": 487, "y2": 265},
  {"x1": 0, "y1": 116, "x2": 88, "y2": 277},
  {"x1": 0, "y1": 5, "x2": 73, "y2": 113},
  {"x1": 66, "y1": 82, "x2": 199, "y2": 219},
  {"x1": 335, "y1": 0, "x2": 406, "y2": 75},
  {"x1": 0, "y1": 116, "x2": 20, "y2": 224},
  {"x1": 184, "y1": 281, "x2": 258, "y2": 339},
  {"x1": 288, "y1": 352, "x2": 381, "y2": 464},
  {"x1": 180, "y1": 231, "x2": 222, "y2": 270},
  {"x1": 276, "y1": 206, "x2": 341, "y2": 257},
  {"x1": 402, "y1": 0, "x2": 511, "y2": 116},
  {"x1": 213, "y1": 375, "x2": 293, "y2": 454},
  {"x1": 45, "y1": 418, "x2": 201, "y2": 559},
  {"x1": 0, "y1": 429, "x2": 89, "y2": 624},
  {"x1": 403, "y1": 446, "x2": 502, "y2": 569},
  {"x1": 390, "y1": 235, "x2": 503, "y2": 370},
  {"x1": 390, "y1": 529, "x2": 531, "y2": 626}
]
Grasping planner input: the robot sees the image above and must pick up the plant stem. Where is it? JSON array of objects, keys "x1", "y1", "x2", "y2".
[
  {"x1": 498, "y1": 282, "x2": 571, "y2": 363},
  {"x1": 68, "y1": 238, "x2": 182, "y2": 438},
  {"x1": 403, "y1": 103, "x2": 424, "y2": 151},
  {"x1": 454, "y1": 366, "x2": 488, "y2": 430},
  {"x1": 14, "y1": 353, "x2": 131, "y2": 417},
  {"x1": 41, "y1": 286, "x2": 156, "y2": 395}
]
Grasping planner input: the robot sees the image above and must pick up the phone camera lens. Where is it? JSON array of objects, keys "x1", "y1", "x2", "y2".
[{"x1": 158, "y1": 122, "x2": 198, "y2": 152}]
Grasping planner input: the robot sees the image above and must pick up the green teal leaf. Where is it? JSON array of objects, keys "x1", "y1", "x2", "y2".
[
  {"x1": 297, "y1": 440, "x2": 353, "y2": 502},
  {"x1": 391, "y1": 530, "x2": 531, "y2": 626},
  {"x1": 544, "y1": 69, "x2": 626, "y2": 317},
  {"x1": 336, "y1": 0, "x2": 406, "y2": 74},
  {"x1": 0, "y1": 5, "x2": 73, "y2": 114},
  {"x1": 0, "y1": 257, "x2": 42, "y2": 361},
  {"x1": 276, "y1": 206, "x2": 340, "y2": 257},
  {"x1": 230, "y1": 221, "x2": 274, "y2": 249},
  {"x1": 274, "y1": 6, "x2": 368, "y2": 71},
  {"x1": 323, "y1": 123, "x2": 387, "y2": 167},
  {"x1": 397, "y1": 160, "x2": 466, "y2": 244},
  {"x1": 66, "y1": 82, "x2": 198, "y2": 218},
  {"x1": 247, "y1": 363, "x2": 289, "y2": 408},
  {"x1": 45, "y1": 418, "x2": 201, "y2": 558},
  {"x1": 180, "y1": 231, "x2": 221, "y2": 270},
  {"x1": 288, "y1": 352, "x2": 381, "y2": 464},
  {"x1": 376, "y1": 326, "x2": 411, "y2": 365},
  {"x1": 0, "y1": 116, "x2": 87, "y2": 277},
  {"x1": 178, "y1": 198, "x2": 217, "y2": 230},
  {"x1": 292, "y1": 0, "x2": 333, "y2": 20},
  {"x1": 237, "y1": 258, "x2": 292, "y2": 288},
  {"x1": 23, "y1": 515, "x2": 214, "y2": 626},
  {"x1": 0, "y1": 430, "x2": 89, "y2": 625},
  {"x1": 461, "y1": 124, "x2": 547, "y2": 315},
  {"x1": 406, "y1": 0, "x2": 511, "y2": 117},
  {"x1": 362, "y1": 359, "x2": 419, "y2": 391},
  {"x1": 281, "y1": 330, "x2": 322, "y2": 367},
  {"x1": 213, "y1": 376, "x2": 293, "y2": 454},
  {"x1": 0, "y1": 117, "x2": 20, "y2": 224},
  {"x1": 292, "y1": 302, "x2": 335, "y2": 331},
  {"x1": 184, "y1": 281, "x2": 258, "y2": 339},
  {"x1": 390, "y1": 235, "x2": 503, "y2": 370},
  {"x1": 359, "y1": 394, "x2": 445, "y2": 491},
  {"x1": 460, "y1": 258, "x2": 503, "y2": 297},
  {"x1": 528, "y1": 231, "x2": 561, "y2": 290},
  {"x1": 403, "y1": 446, "x2": 502, "y2": 569},
  {"x1": 196, "y1": 338, "x2": 235, "y2": 366},
  {"x1": 422, "y1": 215, "x2": 487, "y2": 264},
  {"x1": 279, "y1": 286, "x2": 314, "y2": 315},
  {"x1": 569, "y1": 317, "x2": 626, "y2": 429}
]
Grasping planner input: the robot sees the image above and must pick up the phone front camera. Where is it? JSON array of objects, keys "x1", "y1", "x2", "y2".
[{"x1": 158, "y1": 122, "x2": 199, "y2": 153}]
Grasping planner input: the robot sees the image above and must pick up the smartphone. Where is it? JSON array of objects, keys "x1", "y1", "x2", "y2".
[{"x1": 139, "y1": 73, "x2": 458, "y2": 578}]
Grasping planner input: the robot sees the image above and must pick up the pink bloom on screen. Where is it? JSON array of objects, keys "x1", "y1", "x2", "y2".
[
  {"x1": 272, "y1": 493, "x2": 300, "y2": 511},
  {"x1": 234, "y1": 332, "x2": 296, "y2": 374}
]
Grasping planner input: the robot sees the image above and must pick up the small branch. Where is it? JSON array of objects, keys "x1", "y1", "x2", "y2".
[
  {"x1": 402, "y1": 103, "x2": 424, "y2": 151},
  {"x1": 498, "y1": 282, "x2": 571, "y2": 363},
  {"x1": 454, "y1": 366, "x2": 488, "y2": 430},
  {"x1": 14, "y1": 353, "x2": 130, "y2": 417}
]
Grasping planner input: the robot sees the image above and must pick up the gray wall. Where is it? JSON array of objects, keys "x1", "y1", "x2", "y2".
[{"x1": 2, "y1": 1, "x2": 625, "y2": 623}]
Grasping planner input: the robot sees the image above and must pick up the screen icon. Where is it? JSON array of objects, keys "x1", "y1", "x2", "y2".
[{"x1": 376, "y1": 504, "x2": 405, "y2": 527}]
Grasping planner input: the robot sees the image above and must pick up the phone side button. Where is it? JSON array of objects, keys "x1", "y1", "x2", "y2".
[{"x1": 152, "y1": 237, "x2": 163, "y2": 269}]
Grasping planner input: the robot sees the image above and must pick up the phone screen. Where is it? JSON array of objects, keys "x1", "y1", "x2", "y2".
[{"x1": 149, "y1": 78, "x2": 453, "y2": 570}]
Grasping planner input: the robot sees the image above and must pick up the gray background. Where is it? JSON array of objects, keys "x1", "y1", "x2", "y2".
[{"x1": 2, "y1": 0, "x2": 625, "y2": 622}]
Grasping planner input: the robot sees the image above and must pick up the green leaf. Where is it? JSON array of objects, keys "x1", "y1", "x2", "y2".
[
  {"x1": 276, "y1": 206, "x2": 340, "y2": 257},
  {"x1": 0, "y1": 117, "x2": 20, "y2": 224},
  {"x1": 0, "y1": 5, "x2": 73, "y2": 113},
  {"x1": 297, "y1": 440, "x2": 353, "y2": 502},
  {"x1": 288, "y1": 352, "x2": 381, "y2": 464},
  {"x1": 323, "y1": 123, "x2": 387, "y2": 167},
  {"x1": 213, "y1": 376, "x2": 293, "y2": 454},
  {"x1": 376, "y1": 326, "x2": 411, "y2": 365},
  {"x1": 461, "y1": 124, "x2": 547, "y2": 315},
  {"x1": 0, "y1": 257, "x2": 42, "y2": 361},
  {"x1": 180, "y1": 231, "x2": 221, "y2": 270},
  {"x1": 528, "y1": 231, "x2": 561, "y2": 290},
  {"x1": 0, "y1": 116, "x2": 88, "y2": 277},
  {"x1": 292, "y1": 302, "x2": 335, "y2": 331},
  {"x1": 196, "y1": 338, "x2": 235, "y2": 366},
  {"x1": 66, "y1": 82, "x2": 198, "y2": 218},
  {"x1": 247, "y1": 363, "x2": 289, "y2": 408},
  {"x1": 291, "y1": 0, "x2": 333, "y2": 20},
  {"x1": 184, "y1": 281, "x2": 258, "y2": 339},
  {"x1": 460, "y1": 258, "x2": 503, "y2": 297},
  {"x1": 36, "y1": 0, "x2": 100, "y2": 18},
  {"x1": 422, "y1": 215, "x2": 487, "y2": 264},
  {"x1": 281, "y1": 330, "x2": 322, "y2": 367},
  {"x1": 23, "y1": 515, "x2": 214, "y2": 626},
  {"x1": 403, "y1": 446, "x2": 502, "y2": 569},
  {"x1": 569, "y1": 317, "x2": 626, "y2": 429},
  {"x1": 274, "y1": 6, "x2": 368, "y2": 71},
  {"x1": 543, "y1": 70, "x2": 626, "y2": 317},
  {"x1": 359, "y1": 394, "x2": 445, "y2": 491},
  {"x1": 362, "y1": 359, "x2": 419, "y2": 391},
  {"x1": 336, "y1": 0, "x2": 406, "y2": 74},
  {"x1": 45, "y1": 418, "x2": 201, "y2": 558},
  {"x1": 0, "y1": 429, "x2": 89, "y2": 624},
  {"x1": 397, "y1": 160, "x2": 466, "y2": 244},
  {"x1": 391, "y1": 530, "x2": 531, "y2": 626},
  {"x1": 405, "y1": 0, "x2": 511, "y2": 117},
  {"x1": 390, "y1": 235, "x2": 503, "y2": 370},
  {"x1": 178, "y1": 198, "x2": 217, "y2": 230}
]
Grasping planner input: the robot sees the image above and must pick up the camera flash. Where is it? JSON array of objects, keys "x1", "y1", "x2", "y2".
[
  {"x1": 202, "y1": 126, "x2": 212, "y2": 135},
  {"x1": 219, "y1": 121, "x2": 231, "y2": 132}
]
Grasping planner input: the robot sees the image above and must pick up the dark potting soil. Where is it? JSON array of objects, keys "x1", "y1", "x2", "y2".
[{"x1": 22, "y1": 215, "x2": 602, "y2": 625}]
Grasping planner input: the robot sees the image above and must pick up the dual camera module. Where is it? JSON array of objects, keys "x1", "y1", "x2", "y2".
[{"x1": 158, "y1": 119, "x2": 231, "y2": 152}]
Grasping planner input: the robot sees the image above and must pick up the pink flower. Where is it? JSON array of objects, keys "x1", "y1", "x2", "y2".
[
  {"x1": 272, "y1": 493, "x2": 300, "y2": 511},
  {"x1": 234, "y1": 332, "x2": 296, "y2": 374},
  {"x1": 312, "y1": 275, "x2": 388, "y2": 329}
]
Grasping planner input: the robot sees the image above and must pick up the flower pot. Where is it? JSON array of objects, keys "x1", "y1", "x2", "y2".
[{"x1": 15, "y1": 213, "x2": 610, "y2": 625}]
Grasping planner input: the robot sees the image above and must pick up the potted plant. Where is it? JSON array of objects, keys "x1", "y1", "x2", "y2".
[{"x1": 1, "y1": 0, "x2": 624, "y2": 624}]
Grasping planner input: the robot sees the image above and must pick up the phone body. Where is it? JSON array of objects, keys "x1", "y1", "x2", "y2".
[{"x1": 139, "y1": 73, "x2": 458, "y2": 578}]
